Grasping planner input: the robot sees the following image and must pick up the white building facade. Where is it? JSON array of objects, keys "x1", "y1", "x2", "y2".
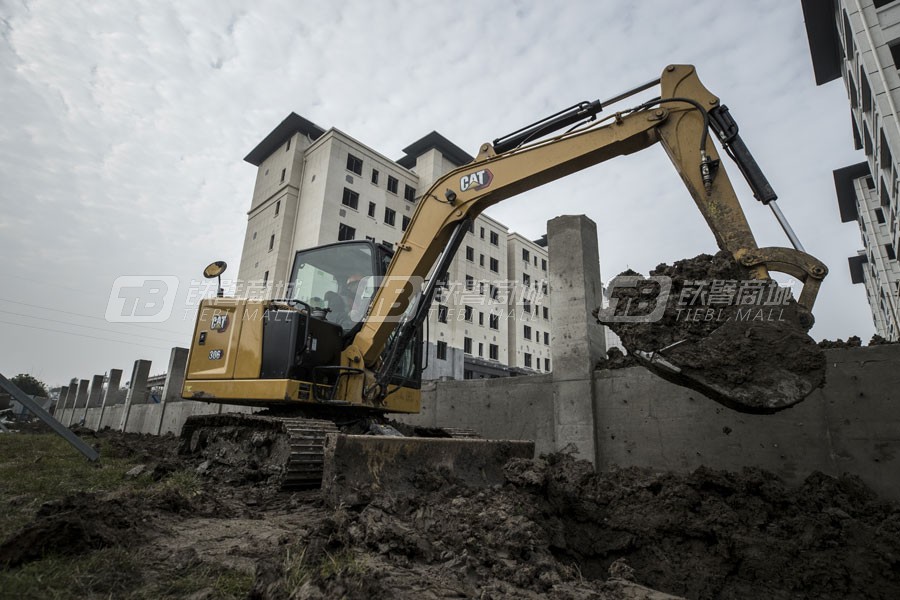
[
  {"x1": 236, "y1": 113, "x2": 554, "y2": 379},
  {"x1": 804, "y1": 0, "x2": 900, "y2": 339}
]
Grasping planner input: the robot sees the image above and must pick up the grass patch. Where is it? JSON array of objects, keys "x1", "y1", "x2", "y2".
[
  {"x1": 0, "y1": 547, "x2": 143, "y2": 600},
  {"x1": 284, "y1": 545, "x2": 365, "y2": 590},
  {"x1": 0, "y1": 546, "x2": 254, "y2": 600},
  {"x1": 0, "y1": 434, "x2": 146, "y2": 537}
]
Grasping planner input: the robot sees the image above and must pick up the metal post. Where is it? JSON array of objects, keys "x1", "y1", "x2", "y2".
[
  {"x1": 768, "y1": 201, "x2": 806, "y2": 253},
  {"x1": 0, "y1": 372, "x2": 99, "y2": 462}
]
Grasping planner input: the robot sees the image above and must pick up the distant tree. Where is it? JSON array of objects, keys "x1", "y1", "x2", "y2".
[{"x1": 10, "y1": 373, "x2": 49, "y2": 397}]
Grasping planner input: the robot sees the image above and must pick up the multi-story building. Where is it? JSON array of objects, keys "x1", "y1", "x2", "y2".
[
  {"x1": 803, "y1": 0, "x2": 900, "y2": 339},
  {"x1": 236, "y1": 113, "x2": 555, "y2": 378}
]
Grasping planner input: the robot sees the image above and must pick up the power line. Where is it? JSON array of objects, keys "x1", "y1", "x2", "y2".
[
  {"x1": 0, "y1": 308, "x2": 185, "y2": 344},
  {"x1": 0, "y1": 297, "x2": 193, "y2": 336},
  {"x1": 0, "y1": 319, "x2": 174, "y2": 351}
]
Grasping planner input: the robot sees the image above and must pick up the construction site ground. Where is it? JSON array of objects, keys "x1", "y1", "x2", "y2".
[{"x1": 1, "y1": 426, "x2": 899, "y2": 599}]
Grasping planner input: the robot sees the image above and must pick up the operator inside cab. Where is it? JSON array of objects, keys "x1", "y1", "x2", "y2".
[{"x1": 326, "y1": 273, "x2": 365, "y2": 330}]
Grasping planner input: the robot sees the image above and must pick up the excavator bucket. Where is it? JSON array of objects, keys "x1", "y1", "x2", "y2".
[
  {"x1": 597, "y1": 252, "x2": 827, "y2": 414},
  {"x1": 321, "y1": 434, "x2": 535, "y2": 507}
]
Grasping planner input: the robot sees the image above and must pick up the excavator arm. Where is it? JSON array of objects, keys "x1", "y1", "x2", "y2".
[{"x1": 340, "y1": 65, "x2": 826, "y2": 406}]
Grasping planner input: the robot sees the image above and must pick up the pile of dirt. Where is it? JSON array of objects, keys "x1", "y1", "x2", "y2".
[
  {"x1": 273, "y1": 454, "x2": 900, "y2": 599},
  {"x1": 595, "y1": 252, "x2": 826, "y2": 413},
  {"x1": 818, "y1": 335, "x2": 898, "y2": 348},
  {"x1": 818, "y1": 336, "x2": 863, "y2": 349}
]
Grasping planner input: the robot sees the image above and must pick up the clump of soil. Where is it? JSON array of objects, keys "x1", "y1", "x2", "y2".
[
  {"x1": 595, "y1": 252, "x2": 826, "y2": 413},
  {"x1": 818, "y1": 336, "x2": 863, "y2": 349},
  {"x1": 595, "y1": 347, "x2": 639, "y2": 370},
  {"x1": 277, "y1": 454, "x2": 900, "y2": 600},
  {"x1": 0, "y1": 493, "x2": 143, "y2": 568}
]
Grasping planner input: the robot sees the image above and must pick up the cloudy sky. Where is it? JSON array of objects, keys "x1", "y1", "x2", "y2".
[{"x1": 1, "y1": 0, "x2": 869, "y2": 387}]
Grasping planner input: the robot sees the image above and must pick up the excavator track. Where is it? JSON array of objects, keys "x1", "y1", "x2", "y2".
[
  {"x1": 280, "y1": 418, "x2": 339, "y2": 489},
  {"x1": 179, "y1": 413, "x2": 338, "y2": 490},
  {"x1": 178, "y1": 413, "x2": 485, "y2": 491}
]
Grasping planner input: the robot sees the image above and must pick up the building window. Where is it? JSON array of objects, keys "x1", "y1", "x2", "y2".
[
  {"x1": 338, "y1": 223, "x2": 356, "y2": 241},
  {"x1": 489, "y1": 230, "x2": 499, "y2": 246},
  {"x1": 541, "y1": 258, "x2": 547, "y2": 271},
  {"x1": 371, "y1": 169, "x2": 379, "y2": 185},
  {"x1": 874, "y1": 0, "x2": 897, "y2": 9},
  {"x1": 438, "y1": 305, "x2": 448, "y2": 323},
  {"x1": 480, "y1": 227, "x2": 485, "y2": 239},
  {"x1": 478, "y1": 342, "x2": 484, "y2": 357},
  {"x1": 437, "y1": 340, "x2": 447, "y2": 360},
  {"x1": 268, "y1": 234, "x2": 275, "y2": 251},
  {"x1": 252, "y1": 231, "x2": 257, "y2": 240},
  {"x1": 490, "y1": 285, "x2": 499, "y2": 300},
  {"x1": 478, "y1": 312, "x2": 484, "y2": 326},
  {"x1": 382, "y1": 241, "x2": 393, "y2": 250},
  {"x1": 524, "y1": 353, "x2": 532, "y2": 368},
  {"x1": 464, "y1": 337, "x2": 473, "y2": 354},
  {"x1": 544, "y1": 331, "x2": 550, "y2": 345},
  {"x1": 876, "y1": 208, "x2": 886, "y2": 224},
  {"x1": 468, "y1": 221, "x2": 475, "y2": 234},
  {"x1": 280, "y1": 168, "x2": 286, "y2": 183},
  {"x1": 465, "y1": 246, "x2": 474, "y2": 261},
  {"x1": 347, "y1": 153, "x2": 363, "y2": 175},
  {"x1": 523, "y1": 273, "x2": 531, "y2": 286},
  {"x1": 543, "y1": 307, "x2": 549, "y2": 320},
  {"x1": 402, "y1": 215, "x2": 411, "y2": 231},
  {"x1": 464, "y1": 306, "x2": 473, "y2": 322},
  {"x1": 479, "y1": 281, "x2": 485, "y2": 295},
  {"x1": 523, "y1": 301, "x2": 532, "y2": 314},
  {"x1": 263, "y1": 270, "x2": 269, "y2": 286},
  {"x1": 881, "y1": 130, "x2": 893, "y2": 173},
  {"x1": 341, "y1": 188, "x2": 359, "y2": 210},
  {"x1": 522, "y1": 249, "x2": 530, "y2": 262},
  {"x1": 489, "y1": 344, "x2": 498, "y2": 360},
  {"x1": 285, "y1": 138, "x2": 291, "y2": 151},
  {"x1": 545, "y1": 358, "x2": 551, "y2": 371},
  {"x1": 404, "y1": 185, "x2": 416, "y2": 202},
  {"x1": 524, "y1": 325, "x2": 532, "y2": 340},
  {"x1": 387, "y1": 175, "x2": 399, "y2": 194},
  {"x1": 365, "y1": 235, "x2": 375, "y2": 243},
  {"x1": 489, "y1": 257, "x2": 499, "y2": 273},
  {"x1": 887, "y1": 244, "x2": 897, "y2": 260},
  {"x1": 368, "y1": 201, "x2": 376, "y2": 217},
  {"x1": 861, "y1": 74, "x2": 872, "y2": 113},
  {"x1": 384, "y1": 207, "x2": 396, "y2": 226},
  {"x1": 489, "y1": 314, "x2": 499, "y2": 330},
  {"x1": 479, "y1": 254, "x2": 485, "y2": 267},
  {"x1": 275, "y1": 200, "x2": 281, "y2": 216}
]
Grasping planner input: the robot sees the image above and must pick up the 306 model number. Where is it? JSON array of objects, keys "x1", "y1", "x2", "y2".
[{"x1": 208, "y1": 349, "x2": 223, "y2": 360}]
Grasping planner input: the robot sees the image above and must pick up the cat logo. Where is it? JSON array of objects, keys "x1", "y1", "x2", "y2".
[
  {"x1": 459, "y1": 168, "x2": 493, "y2": 192},
  {"x1": 210, "y1": 313, "x2": 228, "y2": 332}
]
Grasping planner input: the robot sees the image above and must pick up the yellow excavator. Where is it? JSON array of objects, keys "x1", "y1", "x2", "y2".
[{"x1": 179, "y1": 65, "x2": 828, "y2": 492}]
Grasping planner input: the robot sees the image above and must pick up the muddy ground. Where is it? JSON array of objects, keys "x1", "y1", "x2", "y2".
[{"x1": 2, "y1": 428, "x2": 899, "y2": 599}]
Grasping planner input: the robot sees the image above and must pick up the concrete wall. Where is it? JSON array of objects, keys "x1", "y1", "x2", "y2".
[
  {"x1": 403, "y1": 374, "x2": 555, "y2": 455},
  {"x1": 405, "y1": 344, "x2": 900, "y2": 500}
]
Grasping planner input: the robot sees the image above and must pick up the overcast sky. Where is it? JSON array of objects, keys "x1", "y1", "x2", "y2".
[{"x1": 1, "y1": 0, "x2": 870, "y2": 387}]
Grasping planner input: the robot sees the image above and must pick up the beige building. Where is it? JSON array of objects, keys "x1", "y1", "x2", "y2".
[{"x1": 236, "y1": 113, "x2": 553, "y2": 379}]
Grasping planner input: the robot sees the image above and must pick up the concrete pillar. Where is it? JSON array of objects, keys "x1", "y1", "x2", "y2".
[
  {"x1": 548, "y1": 215, "x2": 606, "y2": 465},
  {"x1": 119, "y1": 359, "x2": 151, "y2": 431},
  {"x1": 96, "y1": 368, "x2": 122, "y2": 430},
  {"x1": 61, "y1": 384, "x2": 77, "y2": 425},
  {"x1": 101, "y1": 369, "x2": 124, "y2": 407},
  {"x1": 57, "y1": 386, "x2": 69, "y2": 411},
  {"x1": 87, "y1": 375, "x2": 104, "y2": 408},
  {"x1": 63, "y1": 384, "x2": 77, "y2": 409},
  {"x1": 155, "y1": 347, "x2": 189, "y2": 435},
  {"x1": 161, "y1": 348, "x2": 189, "y2": 403},
  {"x1": 67, "y1": 379, "x2": 90, "y2": 426}
]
